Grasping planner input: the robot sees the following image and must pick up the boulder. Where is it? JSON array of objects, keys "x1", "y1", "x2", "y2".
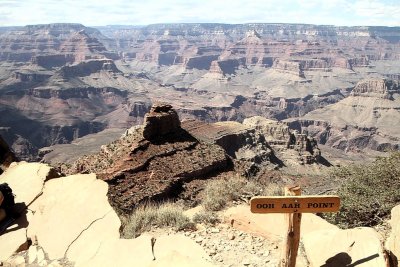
[
  {"x1": 0, "y1": 162, "x2": 57, "y2": 206},
  {"x1": 27, "y1": 173, "x2": 118, "y2": 260},
  {"x1": 303, "y1": 227, "x2": 387, "y2": 267},
  {"x1": 2, "y1": 167, "x2": 214, "y2": 266},
  {"x1": 0, "y1": 162, "x2": 57, "y2": 261},
  {"x1": 386, "y1": 205, "x2": 400, "y2": 266},
  {"x1": 142, "y1": 104, "x2": 181, "y2": 140}
]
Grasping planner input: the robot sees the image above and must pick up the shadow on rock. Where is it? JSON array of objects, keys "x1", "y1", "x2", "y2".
[
  {"x1": 318, "y1": 156, "x2": 333, "y2": 167},
  {"x1": 321, "y1": 252, "x2": 380, "y2": 267},
  {"x1": 2, "y1": 202, "x2": 29, "y2": 235}
]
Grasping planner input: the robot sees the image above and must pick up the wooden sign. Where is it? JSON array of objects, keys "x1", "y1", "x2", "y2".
[
  {"x1": 250, "y1": 185, "x2": 341, "y2": 267},
  {"x1": 250, "y1": 195, "x2": 340, "y2": 213}
]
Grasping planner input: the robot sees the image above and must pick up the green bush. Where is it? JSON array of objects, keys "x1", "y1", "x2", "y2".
[
  {"x1": 324, "y1": 152, "x2": 400, "y2": 228},
  {"x1": 122, "y1": 202, "x2": 193, "y2": 238}
]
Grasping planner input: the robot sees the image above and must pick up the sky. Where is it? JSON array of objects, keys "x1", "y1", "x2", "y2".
[{"x1": 0, "y1": 0, "x2": 399, "y2": 27}]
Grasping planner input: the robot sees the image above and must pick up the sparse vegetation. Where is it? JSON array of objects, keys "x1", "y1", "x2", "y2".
[
  {"x1": 324, "y1": 152, "x2": 400, "y2": 228},
  {"x1": 202, "y1": 175, "x2": 282, "y2": 211},
  {"x1": 202, "y1": 175, "x2": 246, "y2": 211},
  {"x1": 262, "y1": 183, "x2": 283, "y2": 197},
  {"x1": 193, "y1": 211, "x2": 221, "y2": 225},
  {"x1": 122, "y1": 202, "x2": 194, "y2": 238}
]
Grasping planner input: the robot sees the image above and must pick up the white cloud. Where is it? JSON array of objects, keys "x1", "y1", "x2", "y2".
[{"x1": 0, "y1": 0, "x2": 398, "y2": 26}]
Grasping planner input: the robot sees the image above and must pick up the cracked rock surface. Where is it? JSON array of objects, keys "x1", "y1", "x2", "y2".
[
  {"x1": 0, "y1": 162, "x2": 58, "y2": 261},
  {"x1": 27, "y1": 173, "x2": 120, "y2": 260}
]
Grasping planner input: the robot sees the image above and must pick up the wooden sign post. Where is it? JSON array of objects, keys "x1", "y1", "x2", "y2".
[{"x1": 250, "y1": 185, "x2": 340, "y2": 267}]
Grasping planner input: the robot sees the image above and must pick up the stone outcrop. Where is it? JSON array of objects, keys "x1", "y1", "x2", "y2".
[
  {"x1": 13, "y1": 70, "x2": 52, "y2": 83},
  {"x1": 0, "y1": 162, "x2": 58, "y2": 261},
  {"x1": 142, "y1": 104, "x2": 181, "y2": 140},
  {"x1": 244, "y1": 116, "x2": 321, "y2": 165},
  {"x1": 351, "y1": 78, "x2": 399, "y2": 98},
  {"x1": 28, "y1": 173, "x2": 117, "y2": 260},
  {"x1": 0, "y1": 135, "x2": 16, "y2": 174},
  {"x1": 60, "y1": 59, "x2": 122, "y2": 78},
  {"x1": 386, "y1": 205, "x2": 400, "y2": 266},
  {"x1": 272, "y1": 59, "x2": 305, "y2": 78},
  {"x1": 68, "y1": 105, "x2": 229, "y2": 213},
  {"x1": 182, "y1": 119, "x2": 275, "y2": 174}
]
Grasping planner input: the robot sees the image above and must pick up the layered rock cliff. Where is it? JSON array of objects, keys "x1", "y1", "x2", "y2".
[
  {"x1": 0, "y1": 23, "x2": 118, "y2": 65},
  {"x1": 0, "y1": 23, "x2": 399, "y2": 160},
  {"x1": 287, "y1": 78, "x2": 400, "y2": 152}
]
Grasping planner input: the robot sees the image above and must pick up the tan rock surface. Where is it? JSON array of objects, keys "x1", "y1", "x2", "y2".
[
  {"x1": 386, "y1": 205, "x2": 400, "y2": 266},
  {"x1": 82, "y1": 233, "x2": 215, "y2": 267},
  {"x1": 0, "y1": 161, "x2": 55, "y2": 206},
  {"x1": 66, "y1": 210, "x2": 121, "y2": 266},
  {"x1": 303, "y1": 227, "x2": 387, "y2": 267},
  {"x1": 224, "y1": 204, "x2": 337, "y2": 239},
  {"x1": 0, "y1": 222, "x2": 27, "y2": 262},
  {"x1": 0, "y1": 162, "x2": 56, "y2": 262},
  {"x1": 27, "y1": 173, "x2": 115, "y2": 260}
]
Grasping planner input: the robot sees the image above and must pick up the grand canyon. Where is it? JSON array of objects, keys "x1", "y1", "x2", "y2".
[
  {"x1": 0, "y1": 23, "x2": 399, "y2": 161},
  {"x1": 0, "y1": 22, "x2": 400, "y2": 267}
]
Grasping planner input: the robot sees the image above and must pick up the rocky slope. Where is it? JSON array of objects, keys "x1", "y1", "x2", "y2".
[
  {"x1": 65, "y1": 104, "x2": 232, "y2": 213},
  {"x1": 57, "y1": 104, "x2": 331, "y2": 215}
]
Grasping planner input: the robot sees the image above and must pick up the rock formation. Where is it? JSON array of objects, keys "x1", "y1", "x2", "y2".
[
  {"x1": 0, "y1": 163, "x2": 214, "y2": 267},
  {"x1": 68, "y1": 104, "x2": 230, "y2": 213},
  {"x1": 142, "y1": 104, "x2": 181, "y2": 140},
  {"x1": 287, "y1": 78, "x2": 400, "y2": 152},
  {"x1": 244, "y1": 116, "x2": 321, "y2": 165},
  {"x1": 182, "y1": 119, "x2": 275, "y2": 175},
  {"x1": 351, "y1": 78, "x2": 398, "y2": 98},
  {"x1": 303, "y1": 227, "x2": 388, "y2": 267}
]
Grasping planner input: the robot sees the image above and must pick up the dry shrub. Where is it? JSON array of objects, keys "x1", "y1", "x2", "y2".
[
  {"x1": 192, "y1": 211, "x2": 221, "y2": 225},
  {"x1": 202, "y1": 175, "x2": 246, "y2": 211},
  {"x1": 202, "y1": 175, "x2": 282, "y2": 211},
  {"x1": 262, "y1": 183, "x2": 283, "y2": 196},
  {"x1": 122, "y1": 202, "x2": 193, "y2": 238}
]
